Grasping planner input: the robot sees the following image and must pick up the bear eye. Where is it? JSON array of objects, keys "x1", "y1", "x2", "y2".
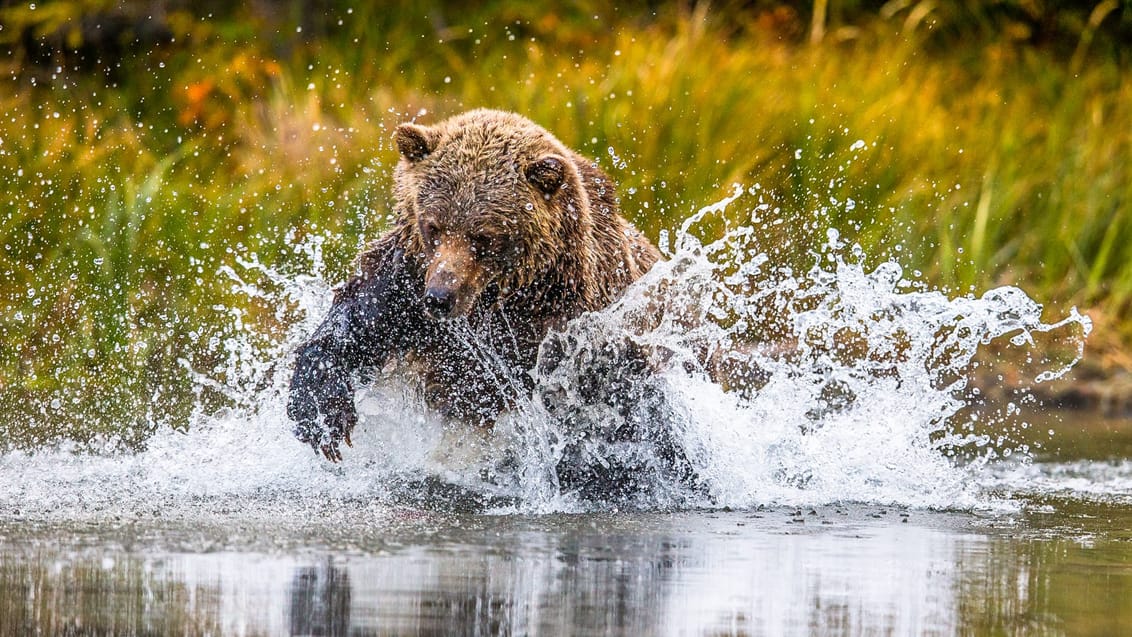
[
  {"x1": 468, "y1": 233, "x2": 497, "y2": 257},
  {"x1": 420, "y1": 220, "x2": 441, "y2": 243}
]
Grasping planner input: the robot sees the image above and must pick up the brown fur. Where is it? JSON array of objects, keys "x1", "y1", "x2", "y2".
[
  {"x1": 371, "y1": 109, "x2": 659, "y2": 421},
  {"x1": 290, "y1": 109, "x2": 661, "y2": 457},
  {"x1": 380, "y1": 109, "x2": 657, "y2": 320}
]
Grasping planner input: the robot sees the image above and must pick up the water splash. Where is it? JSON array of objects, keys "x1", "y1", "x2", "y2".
[
  {"x1": 0, "y1": 187, "x2": 1092, "y2": 517},
  {"x1": 498, "y1": 184, "x2": 1092, "y2": 511}
]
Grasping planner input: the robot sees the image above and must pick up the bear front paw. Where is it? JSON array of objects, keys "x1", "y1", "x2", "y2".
[
  {"x1": 288, "y1": 345, "x2": 358, "y2": 462},
  {"x1": 288, "y1": 384, "x2": 357, "y2": 462},
  {"x1": 290, "y1": 401, "x2": 356, "y2": 462}
]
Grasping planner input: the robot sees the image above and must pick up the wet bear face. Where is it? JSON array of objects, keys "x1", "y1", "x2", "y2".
[{"x1": 393, "y1": 115, "x2": 575, "y2": 320}]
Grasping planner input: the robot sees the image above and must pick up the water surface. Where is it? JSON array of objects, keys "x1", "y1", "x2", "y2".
[
  {"x1": 0, "y1": 409, "x2": 1129, "y2": 636},
  {"x1": 1, "y1": 190, "x2": 1123, "y2": 635},
  {"x1": 2, "y1": 494, "x2": 1130, "y2": 636}
]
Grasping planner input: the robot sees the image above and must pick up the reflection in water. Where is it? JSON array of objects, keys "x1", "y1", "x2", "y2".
[
  {"x1": 1, "y1": 510, "x2": 1130, "y2": 636},
  {"x1": 291, "y1": 561, "x2": 351, "y2": 637},
  {"x1": 0, "y1": 552, "x2": 227, "y2": 635}
]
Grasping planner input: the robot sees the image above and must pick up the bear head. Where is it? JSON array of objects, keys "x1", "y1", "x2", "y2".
[{"x1": 391, "y1": 109, "x2": 595, "y2": 320}]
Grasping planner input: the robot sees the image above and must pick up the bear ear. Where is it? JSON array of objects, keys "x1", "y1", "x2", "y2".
[
  {"x1": 524, "y1": 155, "x2": 567, "y2": 195},
  {"x1": 394, "y1": 123, "x2": 437, "y2": 162}
]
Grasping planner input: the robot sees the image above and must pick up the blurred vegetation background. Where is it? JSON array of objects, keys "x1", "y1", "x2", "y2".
[{"x1": 1, "y1": 0, "x2": 1130, "y2": 445}]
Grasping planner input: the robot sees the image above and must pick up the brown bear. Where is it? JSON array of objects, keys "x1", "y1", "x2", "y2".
[{"x1": 288, "y1": 109, "x2": 661, "y2": 462}]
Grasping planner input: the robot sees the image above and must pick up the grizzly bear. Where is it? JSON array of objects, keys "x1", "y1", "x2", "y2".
[{"x1": 287, "y1": 109, "x2": 661, "y2": 464}]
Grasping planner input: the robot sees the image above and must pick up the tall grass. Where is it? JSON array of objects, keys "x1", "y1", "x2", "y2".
[{"x1": 1, "y1": 2, "x2": 1129, "y2": 444}]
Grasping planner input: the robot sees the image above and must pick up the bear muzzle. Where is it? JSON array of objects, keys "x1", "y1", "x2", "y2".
[
  {"x1": 423, "y1": 276, "x2": 483, "y2": 320},
  {"x1": 422, "y1": 242, "x2": 486, "y2": 320},
  {"x1": 423, "y1": 284, "x2": 458, "y2": 319}
]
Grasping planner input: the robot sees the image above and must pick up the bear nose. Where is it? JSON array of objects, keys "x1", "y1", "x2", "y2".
[{"x1": 423, "y1": 287, "x2": 456, "y2": 318}]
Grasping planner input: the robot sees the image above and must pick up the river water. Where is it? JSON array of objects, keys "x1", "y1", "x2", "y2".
[
  {"x1": 2, "y1": 188, "x2": 1128, "y2": 635},
  {"x1": 2, "y1": 416, "x2": 1131, "y2": 637}
]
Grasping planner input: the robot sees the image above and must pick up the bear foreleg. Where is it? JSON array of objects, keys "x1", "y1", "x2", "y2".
[{"x1": 288, "y1": 244, "x2": 416, "y2": 461}]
